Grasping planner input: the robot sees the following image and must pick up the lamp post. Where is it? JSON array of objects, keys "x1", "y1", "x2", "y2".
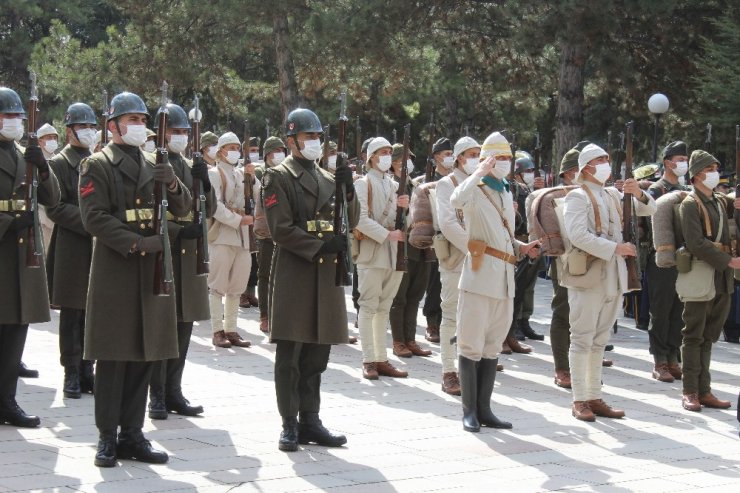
[{"x1": 648, "y1": 93, "x2": 670, "y2": 162}]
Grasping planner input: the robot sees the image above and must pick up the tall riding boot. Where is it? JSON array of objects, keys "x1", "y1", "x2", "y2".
[
  {"x1": 477, "y1": 358, "x2": 512, "y2": 429},
  {"x1": 459, "y1": 355, "x2": 480, "y2": 432},
  {"x1": 63, "y1": 365, "x2": 81, "y2": 399}
]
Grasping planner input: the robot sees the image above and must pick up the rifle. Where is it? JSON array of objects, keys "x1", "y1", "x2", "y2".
[
  {"x1": 533, "y1": 132, "x2": 541, "y2": 177},
  {"x1": 509, "y1": 132, "x2": 518, "y2": 180},
  {"x1": 394, "y1": 123, "x2": 411, "y2": 272},
  {"x1": 354, "y1": 115, "x2": 362, "y2": 173},
  {"x1": 736, "y1": 125, "x2": 740, "y2": 199},
  {"x1": 392, "y1": 128, "x2": 398, "y2": 144},
  {"x1": 153, "y1": 81, "x2": 174, "y2": 296},
  {"x1": 322, "y1": 124, "x2": 331, "y2": 169},
  {"x1": 265, "y1": 118, "x2": 271, "y2": 140},
  {"x1": 606, "y1": 130, "x2": 613, "y2": 178},
  {"x1": 191, "y1": 95, "x2": 209, "y2": 275},
  {"x1": 24, "y1": 71, "x2": 42, "y2": 268},
  {"x1": 334, "y1": 89, "x2": 352, "y2": 286},
  {"x1": 101, "y1": 90, "x2": 109, "y2": 145},
  {"x1": 425, "y1": 113, "x2": 435, "y2": 183},
  {"x1": 705, "y1": 123, "x2": 712, "y2": 152},
  {"x1": 622, "y1": 121, "x2": 640, "y2": 292},
  {"x1": 242, "y1": 119, "x2": 257, "y2": 252},
  {"x1": 615, "y1": 131, "x2": 625, "y2": 180}
]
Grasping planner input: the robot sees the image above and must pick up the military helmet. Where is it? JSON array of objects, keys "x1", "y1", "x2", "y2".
[
  {"x1": 154, "y1": 103, "x2": 190, "y2": 130},
  {"x1": 285, "y1": 108, "x2": 322, "y2": 136},
  {"x1": 515, "y1": 150, "x2": 535, "y2": 173},
  {"x1": 0, "y1": 87, "x2": 26, "y2": 116},
  {"x1": 64, "y1": 103, "x2": 97, "y2": 126},
  {"x1": 108, "y1": 92, "x2": 149, "y2": 120},
  {"x1": 633, "y1": 163, "x2": 659, "y2": 180},
  {"x1": 263, "y1": 136, "x2": 286, "y2": 155}
]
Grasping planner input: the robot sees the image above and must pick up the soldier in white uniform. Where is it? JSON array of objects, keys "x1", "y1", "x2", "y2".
[
  {"x1": 207, "y1": 132, "x2": 259, "y2": 349},
  {"x1": 354, "y1": 137, "x2": 409, "y2": 380},
  {"x1": 562, "y1": 143, "x2": 656, "y2": 422},
  {"x1": 451, "y1": 132, "x2": 540, "y2": 432}
]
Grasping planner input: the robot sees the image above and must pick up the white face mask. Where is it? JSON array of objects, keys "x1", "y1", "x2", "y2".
[
  {"x1": 591, "y1": 162, "x2": 611, "y2": 184},
  {"x1": 406, "y1": 159, "x2": 414, "y2": 174},
  {"x1": 522, "y1": 172, "x2": 535, "y2": 186},
  {"x1": 463, "y1": 157, "x2": 479, "y2": 175},
  {"x1": 270, "y1": 152, "x2": 285, "y2": 167},
  {"x1": 43, "y1": 140, "x2": 58, "y2": 155},
  {"x1": 121, "y1": 123, "x2": 148, "y2": 147},
  {"x1": 168, "y1": 134, "x2": 188, "y2": 154},
  {"x1": 328, "y1": 154, "x2": 338, "y2": 170},
  {"x1": 249, "y1": 152, "x2": 260, "y2": 163},
  {"x1": 142, "y1": 140, "x2": 156, "y2": 153},
  {"x1": 300, "y1": 139, "x2": 323, "y2": 161},
  {"x1": 206, "y1": 145, "x2": 218, "y2": 159},
  {"x1": 678, "y1": 176, "x2": 686, "y2": 187},
  {"x1": 224, "y1": 150, "x2": 241, "y2": 165},
  {"x1": 492, "y1": 159, "x2": 511, "y2": 179},
  {"x1": 702, "y1": 171, "x2": 720, "y2": 190},
  {"x1": 673, "y1": 160, "x2": 688, "y2": 177},
  {"x1": 441, "y1": 156, "x2": 455, "y2": 169},
  {"x1": 376, "y1": 154, "x2": 392, "y2": 172},
  {"x1": 76, "y1": 128, "x2": 97, "y2": 148},
  {"x1": 0, "y1": 117, "x2": 24, "y2": 141}
]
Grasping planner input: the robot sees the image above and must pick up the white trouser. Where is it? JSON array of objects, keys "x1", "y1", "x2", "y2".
[
  {"x1": 440, "y1": 270, "x2": 461, "y2": 373},
  {"x1": 207, "y1": 244, "x2": 252, "y2": 296},
  {"x1": 568, "y1": 289, "x2": 621, "y2": 401},
  {"x1": 357, "y1": 267, "x2": 404, "y2": 363},
  {"x1": 456, "y1": 290, "x2": 512, "y2": 362}
]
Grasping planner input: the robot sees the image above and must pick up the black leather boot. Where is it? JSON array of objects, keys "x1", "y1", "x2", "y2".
[
  {"x1": 279, "y1": 417, "x2": 299, "y2": 452},
  {"x1": 298, "y1": 412, "x2": 347, "y2": 447},
  {"x1": 94, "y1": 432, "x2": 117, "y2": 467},
  {"x1": 165, "y1": 393, "x2": 204, "y2": 416},
  {"x1": 117, "y1": 428, "x2": 168, "y2": 464},
  {"x1": 148, "y1": 388, "x2": 168, "y2": 420},
  {"x1": 459, "y1": 356, "x2": 480, "y2": 432},
  {"x1": 18, "y1": 361, "x2": 39, "y2": 378},
  {"x1": 63, "y1": 366, "x2": 81, "y2": 399},
  {"x1": 0, "y1": 396, "x2": 40, "y2": 428},
  {"x1": 519, "y1": 320, "x2": 544, "y2": 341},
  {"x1": 80, "y1": 360, "x2": 95, "y2": 394},
  {"x1": 477, "y1": 358, "x2": 512, "y2": 429}
]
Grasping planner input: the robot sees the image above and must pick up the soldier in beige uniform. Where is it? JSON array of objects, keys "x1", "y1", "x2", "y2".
[
  {"x1": 563, "y1": 143, "x2": 656, "y2": 422},
  {"x1": 451, "y1": 132, "x2": 540, "y2": 432},
  {"x1": 354, "y1": 137, "x2": 410, "y2": 380},
  {"x1": 207, "y1": 132, "x2": 259, "y2": 348}
]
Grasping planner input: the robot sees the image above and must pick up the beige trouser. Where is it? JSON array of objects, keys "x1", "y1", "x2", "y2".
[
  {"x1": 207, "y1": 244, "x2": 252, "y2": 296},
  {"x1": 568, "y1": 289, "x2": 621, "y2": 402},
  {"x1": 456, "y1": 290, "x2": 512, "y2": 362},
  {"x1": 357, "y1": 267, "x2": 404, "y2": 363},
  {"x1": 439, "y1": 270, "x2": 461, "y2": 373}
]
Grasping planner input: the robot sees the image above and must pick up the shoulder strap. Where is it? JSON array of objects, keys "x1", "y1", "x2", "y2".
[
  {"x1": 478, "y1": 186, "x2": 513, "y2": 240},
  {"x1": 580, "y1": 185, "x2": 603, "y2": 236},
  {"x1": 450, "y1": 175, "x2": 459, "y2": 187},
  {"x1": 691, "y1": 192, "x2": 713, "y2": 239},
  {"x1": 217, "y1": 166, "x2": 228, "y2": 204}
]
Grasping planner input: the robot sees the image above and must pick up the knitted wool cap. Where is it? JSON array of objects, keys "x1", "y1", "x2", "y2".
[
  {"x1": 200, "y1": 131, "x2": 218, "y2": 148},
  {"x1": 37, "y1": 123, "x2": 58, "y2": 138},
  {"x1": 366, "y1": 137, "x2": 392, "y2": 163},
  {"x1": 688, "y1": 149, "x2": 719, "y2": 178},
  {"x1": 453, "y1": 136, "x2": 480, "y2": 160},
  {"x1": 218, "y1": 131, "x2": 240, "y2": 149},
  {"x1": 480, "y1": 132, "x2": 511, "y2": 159}
]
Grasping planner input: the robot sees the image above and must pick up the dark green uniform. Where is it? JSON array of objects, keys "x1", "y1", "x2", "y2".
[
  {"x1": 646, "y1": 178, "x2": 687, "y2": 365},
  {"x1": 549, "y1": 261, "x2": 570, "y2": 370},
  {"x1": 678, "y1": 190, "x2": 733, "y2": 396},
  {"x1": 420, "y1": 172, "x2": 445, "y2": 335}
]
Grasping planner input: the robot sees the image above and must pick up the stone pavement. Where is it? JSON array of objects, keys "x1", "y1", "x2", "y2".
[{"x1": 3, "y1": 278, "x2": 739, "y2": 492}]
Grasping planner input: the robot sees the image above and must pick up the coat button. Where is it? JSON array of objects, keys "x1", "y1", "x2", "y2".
[
  {"x1": 140, "y1": 223, "x2": 146, "y2": 230},
  {"x1": 18, "y1": 238, "x2": 23, "y2": 244},
  {"x1": 140, "y1": 251, "x2": 146, "y2": 256},
  {"x1": 334, "y1": 258, "x2": 338, "y2": 263},
  {"x1": 318, "y1": 233, "x2": 323, "y2": 238},
  {"x1": 181, "y1": 249, "x2": 186, "y2": 254},
  {"x1": 319, "y1": 258, "x2": 324, "y2": 264},
  {"x1": 136, "y1": 198, "x2": 141, "y2": 205}
]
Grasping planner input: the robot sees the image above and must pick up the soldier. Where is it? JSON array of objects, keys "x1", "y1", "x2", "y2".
[
  {"x1": 323, "y1": 140, "x2": 338, "y2": 171},
  {"x1": 46, "y1": 102, "x2": 98, "y2": 399},
  {"x1": 678, "y1": 150, "x2": 736, "y2": 412},
  {"x1": 355, "y1": 137, "x2": 410, "y2": 379},
  {"x1": 451, "y1": 132, "x2": 540, "y2": 432},
  {"x1": 78, "y1": 91, "x2": 191, "y2": 466},
  {"x1": 207, "y1": 132, "x2": 258, "y2": 348},
  {"x1": 0, "y1": 86, "x2": 60, "y2": 428},
  {"x1": 255, "y1": 136, "x2": 287, "y2": 181},
  {"x1": 263, "y1": 108, "x2": 358, "y2": 452},
  {"x1": 200, "y1": 131, "x2": 218, "y2": 167},
  {"x1": 563, "y1": 144, "x2": 655, "y2": 422},
  {"x1": 37, "y1": 123, "x2": 59, "y2": 159},
  {"x1": 389, "y1": 144, "x2": 432, "y2": 358},
  {"x1": 142, "y1": 128, "x2": 156, "y2": 154},
  {"x1": 423, "y1": 137, "x2": 454, "y2": 343},
  {"x1": 239, "y1": 136, "x2": 261, "y2": 309},
  {"x1": 646, "y1": 141, "x2": 689, "y2": 382},
  {"x1": 435, "y1": 136, "x2": 480, "y2": 395},
  {"x1": 148, "y1": 103, "x2": 215, "y2": 420}
]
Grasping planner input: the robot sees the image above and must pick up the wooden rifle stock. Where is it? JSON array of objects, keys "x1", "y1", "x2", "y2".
[
  {"x1": 533, "y1": 132, "x2": 541, "y2": 177},
  {"x1": 101, "y1": 90, "x2": 109, "y2": 145},
  {"x1": 622, "y1": 121, "x2": 640, "y2": 292},
  {"x1": 355, "y1": 116, "x2": 363, "y2": 174},
  {"x1": 25, "y1": 71, "x2": 41, "y2": 268},
  {"x1": 334, "y1": 90, "x2": 352, "y2": 286},
  {"x1": 425, "y1": 113, "x2": 435, "y2": 183},
  {"x1": 394, "y1": 124, "x2": 411, "y2": 272},
  {"x1": 153, "y1": 81, "x2": 173, "y2": 296},
  {"x1": 242, "y1": 119, "x2": 257, "y2": 252},
  {"x1": 191, "y1": 95, "x2": 209, "y2": 275}
]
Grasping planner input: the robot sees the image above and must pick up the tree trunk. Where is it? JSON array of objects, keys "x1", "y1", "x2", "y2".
[
  {"x1": 273, "y1": 14, "x2": 303, "y2": 121},
  {"x1": 553, "y1": 38, "x2": 587, "y2": 177}
]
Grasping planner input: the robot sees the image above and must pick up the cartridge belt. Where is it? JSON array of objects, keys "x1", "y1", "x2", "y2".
[
  {"x1": 124, "y1": 209, "x2": 193, "y2": 223},
  {"x1": 307, "y1": 220, "x2": 334, "y2": 233},
  {"x1": 0, "y1": 200, "x2": 26, "y2": 212}
]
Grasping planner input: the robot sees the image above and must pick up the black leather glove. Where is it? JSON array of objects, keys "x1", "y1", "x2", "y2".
[
  {"x1": 136, "y1": 235, "x2": 164, "y2": 253},
  {"x1": 318, "y1": 235, "x2": 347, "y2": 255},
  {"x1": 178, "y1": 222, "x2": 203, "y2": 240},
  {"x1": 153, "y1": 162, "x2": 175, "y2": 185},
  {"x1": 24, "y1": 145, "x2": 49, "y2": 174},
  {"x1": 334, "y1": 163, "x2": 354, "y2": 197},
  {"x1": 10, "y1": 211, "x2": 34, "y2": 231},
  {"x1": 191, "y1": 157, "x2": 212, "y2": 192}
]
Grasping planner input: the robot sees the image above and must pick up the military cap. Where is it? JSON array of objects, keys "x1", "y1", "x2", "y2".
[
  {"x1": 662, "y1": 141, "x2": 687, "y2": 161},
  {"x1": 146, "y1": 128, "x2": 156, "y2": 139},
  {"x1": 248, "y1": 136, "x2": 260, "y2": 148},
  {"x1": 263, "y1": 136, "x2": 286, "y2": 156},
  {"x1": 37, "y1": 123, "x2": 58, "y2": 138},
  {"x1": 201, "y1": 131, "x2": 218, "y2": 148},
  {"x1": 322, "y1": 140, "x2": 338, "y2": 152},
  {"x1": 633, "y1": 163, "x2": 659, "y2": 180},
  {"x1": 560, "y1": 148, "x2": 580, "y2": 175},
  {"x1": 689, "y1": 149, "x2": 719, "y2": 178},
  {"x1": 391, "y1": 143, "x2": 415, "y2": 161},
  {"x1": 574, "y1": 140, "x2": 592, "y2": 152},
  {"x1": 432, "y1": 137, "x2": 452, "y2": 154}
]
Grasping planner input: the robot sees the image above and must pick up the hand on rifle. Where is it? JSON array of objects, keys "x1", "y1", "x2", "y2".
[
  {"x1": 318, "y1": 235, "x2": 347, "y2": 254},
  {"x1": 520, "y1": 240, "x2": 541, "y2": 259},
  {"x1": 136, "y1": 235, "x2": 164, "y2": 253},
  {"x1": 243, "y1": 162, "x2": 256, "y2": 175},
  {"x1": 24, "y1": 145, "x2": 49, "y2": 174},
  {"x1": 397, "y1": 195, "x2": 409, "y2": 209},
  {"x1": 10, "y1": 211, "x2": 34, "y2": 231},
  {"x1": 728, "y1": 257, "x2": 740, "y2": 269},
  {"x1": 615, "y1": 242, "x2": 636, "y2": 257},
  {"x1": 178, "y1": 222, "x2": 203, "y2": 239},
  {"x1": 334, "y1": 164, "x2": 355, "y2": 197},
  {"x1": 153, "y1": 162, "x2": 176, "y2": 187},
  {"x1": 240, "y1": 214, "x2": 254, "y2": 226},
  {"x1": 533, "y1": 176, "x2": 546, "y2": 190},
  {"x1": 191, "y1": 157, "x2": 211, "y2": 192},
  {"x1": 734, "y1": 197, "x2": 740, "y2": 210},
  {"x1": 388, "y1": 229, "x2": 405, "y2": 242},
  {"x1": 622, "y1": 178, "x2": 642, "y2": 197}
]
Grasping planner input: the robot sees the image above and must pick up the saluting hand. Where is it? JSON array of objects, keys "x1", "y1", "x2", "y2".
[{"x1": 475, "y1": 156, "x2": 495, "y2": 177}]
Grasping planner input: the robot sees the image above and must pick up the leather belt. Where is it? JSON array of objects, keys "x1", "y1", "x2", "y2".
[
  {"x1": 483, "y1": 246, "x2": 517, "y2": 265},
  {"x1": 0, "y1": 199, "x2": 26, "y2": 212},
  {"x1": 307, "y1": 220, "x2": 334, "y2": 232},
  {"x1": 125, "y1": 209, "x2": 193, "y2": 222}
]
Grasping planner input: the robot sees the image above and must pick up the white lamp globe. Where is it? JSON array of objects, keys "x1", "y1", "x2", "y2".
[
  {"x1": 648, "y1": 93, "x2": 670, "y2": 115},
  {"x1": 188, "y1": 108, "x2": 203, "y2": 121}
]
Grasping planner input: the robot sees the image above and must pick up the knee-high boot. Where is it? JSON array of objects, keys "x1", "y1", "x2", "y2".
[
  {"x1": 477, "y1": 358, "x2": 512, "y2": 429},
  {"x1": 459, "y1": 355, "x2": 480, "y2": 432}
]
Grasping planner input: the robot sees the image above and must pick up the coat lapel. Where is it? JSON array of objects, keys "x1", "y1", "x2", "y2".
[
  {"x1": 285, "y1": 158, "x2": 318, "y2": 197},
  {"x1": 316, "y1": 168, "x2": 335, "y2": 210}
]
